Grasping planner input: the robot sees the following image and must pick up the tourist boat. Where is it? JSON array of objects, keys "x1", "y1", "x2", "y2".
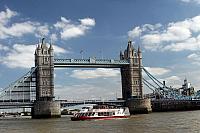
[{"x1": 71, "y1": 104, "x2": 130, "y2": 121}]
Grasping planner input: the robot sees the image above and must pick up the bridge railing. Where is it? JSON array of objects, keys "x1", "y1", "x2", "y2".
[{"x1": 54, "y1": 58, "x2": 129, "y2": 65}]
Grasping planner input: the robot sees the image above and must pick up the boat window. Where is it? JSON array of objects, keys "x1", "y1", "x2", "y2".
[
  {"x1": 98, "y1": 112, "x2": 104, "y2": 116},
  {"x1": 103, "y1": 112, "x2": 109, "y2": 116},
  {"x1": 113, "y1": 112, "x2": 115, "y2": 115},
  {"x1": 104, "y1": 112, "x2": 107, "y2": 116}
]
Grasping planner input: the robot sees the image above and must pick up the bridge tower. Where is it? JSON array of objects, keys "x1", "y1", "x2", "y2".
[
  {"x1": 120, "y1": 40, "x2": 152, "y2": 114},
  {"x1": 32, "y1": 38, "x2": 61, "y2": 118}
]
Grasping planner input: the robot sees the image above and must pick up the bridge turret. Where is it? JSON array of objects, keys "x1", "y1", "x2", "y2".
[
  {"x1": 138, "y1": 46, "x2": 142, "y2": 61},
  {"x1": 120, "y1": 51, "x2": 124, "y2": 60},
  {"x1": 49, "y1": 43, "x2": 53, "y2": 55},
  {"x1": 127, "y1": 40, "x2": 134, "y2": 58},
  {"x1": 49, "y1": 43, "x2": 54, "y2": 67}
]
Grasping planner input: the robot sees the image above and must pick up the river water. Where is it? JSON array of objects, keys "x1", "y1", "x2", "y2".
[{"x1": 1, "y1": 110, "x2": 200, "y2": 133}]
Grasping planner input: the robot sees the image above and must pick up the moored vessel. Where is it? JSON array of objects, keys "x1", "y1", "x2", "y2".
[{"x1": 71, "y1": 104, "x2": 130, "y2": 121}]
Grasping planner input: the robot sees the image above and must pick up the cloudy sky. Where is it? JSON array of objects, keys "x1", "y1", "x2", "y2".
[{"x1": 0, "y1": 0, "x2": 200, "y2": 100}]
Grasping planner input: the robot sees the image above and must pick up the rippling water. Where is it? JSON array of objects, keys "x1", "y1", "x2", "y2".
[{"x1": 1, "y1": 110, "x2": 200, "y2": 133}]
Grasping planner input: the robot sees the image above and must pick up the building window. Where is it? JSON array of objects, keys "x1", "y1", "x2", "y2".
[
  {"x1": 43, "y1": 57, "x2": 49, "y2": 64},
  {"x1": 134, "y1": 53, "x2": 138, "y2": 64}
]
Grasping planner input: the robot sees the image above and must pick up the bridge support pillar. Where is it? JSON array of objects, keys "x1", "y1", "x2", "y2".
[
  {"x1": 126, "y1": 98, "x2": 152, "y2": 114},
  {"x1": 32, "y1": 101, "x2": 61, "y2": 118}
]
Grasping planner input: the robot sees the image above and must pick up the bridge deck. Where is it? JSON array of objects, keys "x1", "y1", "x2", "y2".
[{"x1": 54, "y1": 58, "x2": 129, "y2": 68}]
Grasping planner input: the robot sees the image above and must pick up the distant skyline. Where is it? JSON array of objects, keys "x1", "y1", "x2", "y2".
[{"x1": 0, "y1": 0, "x2": 200, "y2": 100}]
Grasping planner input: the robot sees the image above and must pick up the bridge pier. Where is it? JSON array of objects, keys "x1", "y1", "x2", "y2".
[
  {"x1": 32, "y1": 101, "x2": 60, "y2": 118},
  {"x1": 126, "y1": 99, "x2": 152, "y2": 114}
]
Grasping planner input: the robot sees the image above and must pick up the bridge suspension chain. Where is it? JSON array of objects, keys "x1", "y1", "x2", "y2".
[{"x1": 142, "y1": 66, "x2": 184, "y2": 99}]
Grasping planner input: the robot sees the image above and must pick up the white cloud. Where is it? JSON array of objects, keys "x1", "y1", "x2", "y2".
[
  {"x1": 144, "y1": 67, "x2": 170, "y2": 76},
  {"x1": 0, "y1": 44, "x2": 67, "y2": 68},
  {"x1": 141, "y1": 23, "x2": 192, "y2": 51},
  {"x1": 128, "y1": 24, "x2": 162, "y2": 39},
  {"x1": 187, "y1": 53, "x2": 200, "y2": 61},
  {"x1": 128, "y1": 26, "x2": 142, "y2": 39},
  {"x1": 0, "y1": 8, "x2": 51, "y2": 39},
  {"x1": 50, "y1": 33, "x2": 58, "y2": 42},
  {"x1": 163, "y1": 76, "x2": 182, "y2": 88},
  {"x1": 129, "y1": 15, "x2": 200, "y2": 52},
  {"x1": 35, "y1": 24, "x2": 49, "y2": 37},
  {"x1": 0, "y1": 44, "x2": 9, "y2": 51},
  {"x1": 54, "y1": 17, "x2": 95, "y2": 40},
  {"x1": 0, "y1": 8, "x2": 95, "y2": 41},
  {"x1": 142, "y1": 23, "x2": 162, "y2": 32},
  {"x1": 53, "y1": 44, "x2": 67, "y2": 55},
  {"x1": 55, "y1": 83, "x2": 121, "y2": 100},
  {"x1": 180, "y1": 0, "x2": 200, "y2": 4},
  {"x1": 0, "y1": 44, "x2": 36, "y2": 68},
  {"x1": 165, "y1": 75, "x2": 181, "y2": 82},
  {"x1": 163, "y1": 37, "x2": 199, "y2": 51},
  {"x1": 0, "y1": 8, "x2": 17, "y2": 25},
  {"x1": 3, "y1": 21, "x2": 36, "y2": 38},
  {"x1": 79, "y1": 18, "x2": 95, "y2": 26},
  {"x1": 187, "y1": 52, "x2": 200, "y2": 65},
  {"x1": 70, "y1": 68, "x2": 120, "y2": 79}
]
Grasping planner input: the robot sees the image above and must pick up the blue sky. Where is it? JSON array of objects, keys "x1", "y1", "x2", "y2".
[{"x1": 0, "y1": 0, "x2": 200, "y2": 100}]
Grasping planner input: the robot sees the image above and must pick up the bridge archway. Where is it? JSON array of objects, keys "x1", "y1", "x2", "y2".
[
  {"x1": 54, "y1": 67, "x2": 122, "y2": 100},
  {"x1": 51, "y1": 40, "x2": 143, "y2": 100}
]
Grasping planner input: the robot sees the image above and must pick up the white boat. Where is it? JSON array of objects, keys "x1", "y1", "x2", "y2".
[{"x1": 71, "y1": 104, "x2": 130, "y2": 121}]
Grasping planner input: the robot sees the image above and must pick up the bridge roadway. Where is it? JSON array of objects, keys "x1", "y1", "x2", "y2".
[
  {"x1": 54, "y1": 58, "x2": 129, "y2": 68},
  {"x1": 0, "y1": 100, "x2": 126, "y2": 109},
  {"x1": 0, "y1": 102, "x2": 33, "y2": 109}
]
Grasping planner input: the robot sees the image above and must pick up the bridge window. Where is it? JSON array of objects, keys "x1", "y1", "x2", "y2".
[
  {"x1": 43, "y1": 50, "x2": 48, "y2": 55},
  {"x1": 32, "y1": 77, "x2": 36, "y2": 82},
  {"x1": 43, "y1": 57, "x2": 49, "y2": 65}
]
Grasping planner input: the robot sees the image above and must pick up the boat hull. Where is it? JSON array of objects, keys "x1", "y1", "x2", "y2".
[{"x1": 71, "y1": 115, "x2": 129, "y2": 121}]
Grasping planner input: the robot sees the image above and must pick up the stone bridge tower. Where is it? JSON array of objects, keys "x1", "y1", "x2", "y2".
[
  {"x1": 35, "y1": 38, "x2": 54, "y2": 101},
  {"x1": 120, "y1": 40, "x2": 152, "y2": 114},
  {"x1": 120, "y1": 40, "x2": 143, "y2": 99},
  {"x1": 32, "y1": 38, "x2": 61, "y2": 118}
]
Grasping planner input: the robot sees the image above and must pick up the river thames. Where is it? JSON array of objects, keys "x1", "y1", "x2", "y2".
[{"x1": 0, "y1": 110, "x2": 200, "y2": 133}]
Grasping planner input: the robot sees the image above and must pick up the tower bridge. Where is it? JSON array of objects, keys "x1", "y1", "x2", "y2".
[
  {"x1": 1, "y1": 38, "x2": 198, "y2": 118},
  {"x1": 0, "y1": 39, "x2": 152, "y2": 118}
]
